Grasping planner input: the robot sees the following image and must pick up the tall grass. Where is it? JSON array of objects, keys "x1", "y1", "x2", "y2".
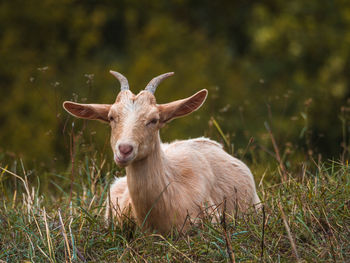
[
  {"x1": 1, "y1": 157, "x2": 349, "y2": 261},
  {"x1": 1, "y1": 119, "x2": 350, "y2": 262}
]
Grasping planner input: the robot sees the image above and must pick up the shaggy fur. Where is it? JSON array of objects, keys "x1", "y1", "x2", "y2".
[{"x1": 63, "y1": 73, "x2": 261, "y2": 234}]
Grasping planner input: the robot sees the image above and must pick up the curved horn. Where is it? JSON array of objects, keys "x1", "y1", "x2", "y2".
[
  {"x1": 109, "y1": 70, "x2": 129, "y2": 91},
  {"x1": 145, "y1": 72, "x2": 174, "y2": 94}
]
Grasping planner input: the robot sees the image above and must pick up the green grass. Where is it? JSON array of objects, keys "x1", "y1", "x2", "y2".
[{"x1": 0, "y1": 157, "x2": 349, "y2": 262}]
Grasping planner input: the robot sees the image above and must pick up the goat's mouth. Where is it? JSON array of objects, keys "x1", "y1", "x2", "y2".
[{"x1": 114, "y1": 154, "x2": 135, "y2": 167}]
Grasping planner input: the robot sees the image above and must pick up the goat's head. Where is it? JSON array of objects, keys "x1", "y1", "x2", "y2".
[{"x1": 63, "y1": 71, "x2": 208, "y2": 167}]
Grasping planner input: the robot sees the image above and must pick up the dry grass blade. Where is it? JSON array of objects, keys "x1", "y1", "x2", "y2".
[
  {"x1": 58, "y1": 209, "x2": 72, "y2": 262},
  {"x1": 43, "y1": 207, "x2": 56, "y2": 263},
  {"x1": 36, "y1": 245, "x2": 51, "y2": 261},
  {"x1": 0, "y1": 167, "x2": 33, "y2": 205},
  {"x1": 221, "y1": 198, "x2": 235, "y2": 263},
  {"x1": 264, "y1": 122, "x2": 288, "y2": 182},
  {"x1": 211, "y1": 117, "x2": 230, "y2": 148},
  {"x1": 278, "y1": 202, "x2": 300, "y2": 262},
  {"x1": 260, "y1": 205, "x2": 266, "y2": 262},
  {"x1": 151, "y1": 234, "x2": 195, "y2": 262}
]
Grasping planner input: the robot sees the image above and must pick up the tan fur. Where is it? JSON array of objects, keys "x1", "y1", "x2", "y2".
[{"x1": 63, "y1": 81, "x2": 261, "y2": 234}]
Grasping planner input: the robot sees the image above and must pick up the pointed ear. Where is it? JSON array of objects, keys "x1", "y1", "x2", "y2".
[
  {"x1": 63, "y1": 101, "x2": 111, "y2": 122},
  {"x1": 158, "y1": 89, "x2": 208, "y2": 124}
]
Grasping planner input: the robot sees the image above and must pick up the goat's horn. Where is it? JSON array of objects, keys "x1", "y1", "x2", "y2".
[
  {"x1": 145, "y1": 72, "x2": 174, "y2": 94},
  {"x1": 109, "y1": 70, "x2": 129, "y2": 91}
]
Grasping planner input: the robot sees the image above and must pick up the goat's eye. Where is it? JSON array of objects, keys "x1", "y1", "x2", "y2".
[
  {"x1": 109, "y1": 116, "x2": 114, "y2": 122},
  {"x1": 147, "y1": 118, "x2": 158, "y2": 126}
]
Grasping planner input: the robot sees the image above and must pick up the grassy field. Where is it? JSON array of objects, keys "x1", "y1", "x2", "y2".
[{"x1": 1, "y1": 143, "x2": 350, "y2": 262}]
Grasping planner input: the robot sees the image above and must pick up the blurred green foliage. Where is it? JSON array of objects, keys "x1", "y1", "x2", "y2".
[{"x1": 0, "y1": 0, "x2": 349, "y2": 168}]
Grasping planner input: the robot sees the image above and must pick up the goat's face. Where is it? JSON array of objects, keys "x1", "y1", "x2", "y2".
[
  {"x1": 63, "y1": 71, "x2": 207, "y2": 167},
  {"x1": 108, "y1": 90, "x2": 161, "y2": 166}
]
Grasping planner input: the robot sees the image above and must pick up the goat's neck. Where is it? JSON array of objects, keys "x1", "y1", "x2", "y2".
[{"x1": 126, "y1": 133, "x2": 172, "y2": 219}]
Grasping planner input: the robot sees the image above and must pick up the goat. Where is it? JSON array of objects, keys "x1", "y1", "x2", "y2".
[{"x1": 63, "y1": 71, "x2": 261, "y2": 233}]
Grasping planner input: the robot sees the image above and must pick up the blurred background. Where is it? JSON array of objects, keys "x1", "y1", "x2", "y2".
[{"x1": 0, "y1": 0, "x2": 349, "y2": 174}]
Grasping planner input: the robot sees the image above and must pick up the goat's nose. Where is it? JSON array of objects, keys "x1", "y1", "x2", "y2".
[{"x1": 118, "y1": 144, "x2": 133, "y2": 157}]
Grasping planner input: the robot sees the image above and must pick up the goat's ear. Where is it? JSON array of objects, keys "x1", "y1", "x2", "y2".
[
  {"x1": 63, "y1": 101, "x2": 111, "y2": 122},
  {"x1": 158, "y1": 89, "x2": 208, "y2": 124}
]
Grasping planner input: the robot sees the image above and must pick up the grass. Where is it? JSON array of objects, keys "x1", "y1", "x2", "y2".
[
  {"x1": 0, "y1": 156, "x2": 349, "y2": 262},
  {"x1": 0, "y1": 117, "x2": 350, "y2": 262}
]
